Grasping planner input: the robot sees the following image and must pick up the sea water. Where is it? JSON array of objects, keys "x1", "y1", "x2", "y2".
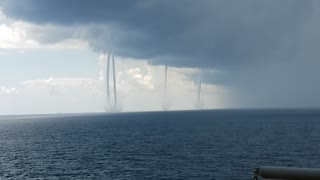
[{"x1": 0, "y1": 109, "x2": 319, "y2": 179}]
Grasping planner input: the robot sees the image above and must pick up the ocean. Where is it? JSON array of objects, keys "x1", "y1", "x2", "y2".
[{"x1": 0, "y1": 109, "x2": 319, "y2": 179}]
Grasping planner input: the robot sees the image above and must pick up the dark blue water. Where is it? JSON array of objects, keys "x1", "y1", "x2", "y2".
[{"x1": 0, "y1": 109, "x2": 320, "y2": 179}]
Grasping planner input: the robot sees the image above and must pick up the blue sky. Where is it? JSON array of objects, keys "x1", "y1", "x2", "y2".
[{"x1": 0, "y1": 48, "x2": 99, "y2": 86}]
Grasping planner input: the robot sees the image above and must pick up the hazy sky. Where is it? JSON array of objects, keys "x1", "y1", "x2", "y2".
[{"x1": 0, "y1": 0, "x2": 320, "y2": 114}]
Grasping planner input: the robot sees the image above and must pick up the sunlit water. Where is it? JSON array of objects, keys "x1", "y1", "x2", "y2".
[{"x1": 0, "y1": 109, "x2": 319, "y2": 179}]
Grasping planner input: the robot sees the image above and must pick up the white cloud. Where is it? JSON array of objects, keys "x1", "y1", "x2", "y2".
[
  {"x1": 114, "y1": 59, "x2": 227, "y2": 111},
  {"x1": 0, "y1": 19, "x2": 87, "y2": 50},
  {"x1": 0, "y1": 59, "x2": 227, "y2": 115},
  {"x1": 0, "y1": 86, "x2": 17, "y2": 95},
  {"x1": 126, "y1": 67, "x2": 154, "y2": 90},
  {"x1": 0, "y1": 23, "x2": 38, "y2": 48}
]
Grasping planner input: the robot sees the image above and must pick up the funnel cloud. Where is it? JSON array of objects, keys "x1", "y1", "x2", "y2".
[{"x1": 162, "y1": 64, "x2": 170, "y2": 110}]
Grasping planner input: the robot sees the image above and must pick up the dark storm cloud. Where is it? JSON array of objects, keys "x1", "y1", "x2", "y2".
[
  {"x1": 2, "y1": 0, "x2": 320, "y2": 108},
  {"x1": 0, "y1": 0, "x2": 312, "y2": 68}
]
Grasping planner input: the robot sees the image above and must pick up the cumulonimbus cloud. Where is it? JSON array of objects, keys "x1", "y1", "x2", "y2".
[
  {"x1": 2, "y1": 0, "x2": 320, "y2": 109},
  {"x1": 0, "y1": 0, "x2": 313, "y2": 68}
]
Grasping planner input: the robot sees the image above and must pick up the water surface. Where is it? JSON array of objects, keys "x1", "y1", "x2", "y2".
[{"x1": 0, "y1": 109, "x2": 319, "y2": 179}]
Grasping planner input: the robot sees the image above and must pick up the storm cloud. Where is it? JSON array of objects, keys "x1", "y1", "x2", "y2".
[
  {"x1": 1, "y1": 0, "x2": 320, "y2": 108},
  {"x1": 0, "y1": 0, "x2": 312, "y2": 68}
]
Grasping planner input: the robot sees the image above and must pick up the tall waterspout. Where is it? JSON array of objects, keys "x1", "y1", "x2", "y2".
[
  {"x1": 195, "y1": 71, "x2": 203, "y2": 109},
  {"x1": 106, "y1": 52, "x2": 111, "y2": 105},
  {"x1": 112, "y1": 54, "x2": 117, "y2": 107},
  {"x1": 164, "y1": 64, "x2": 168, "y2": 97},
  {"x1": 162, "y1": 64, "x2": 170, "y2": 110},
  {"x1": 197, "y1": 79, "x2": 202, "y2": 106}
]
